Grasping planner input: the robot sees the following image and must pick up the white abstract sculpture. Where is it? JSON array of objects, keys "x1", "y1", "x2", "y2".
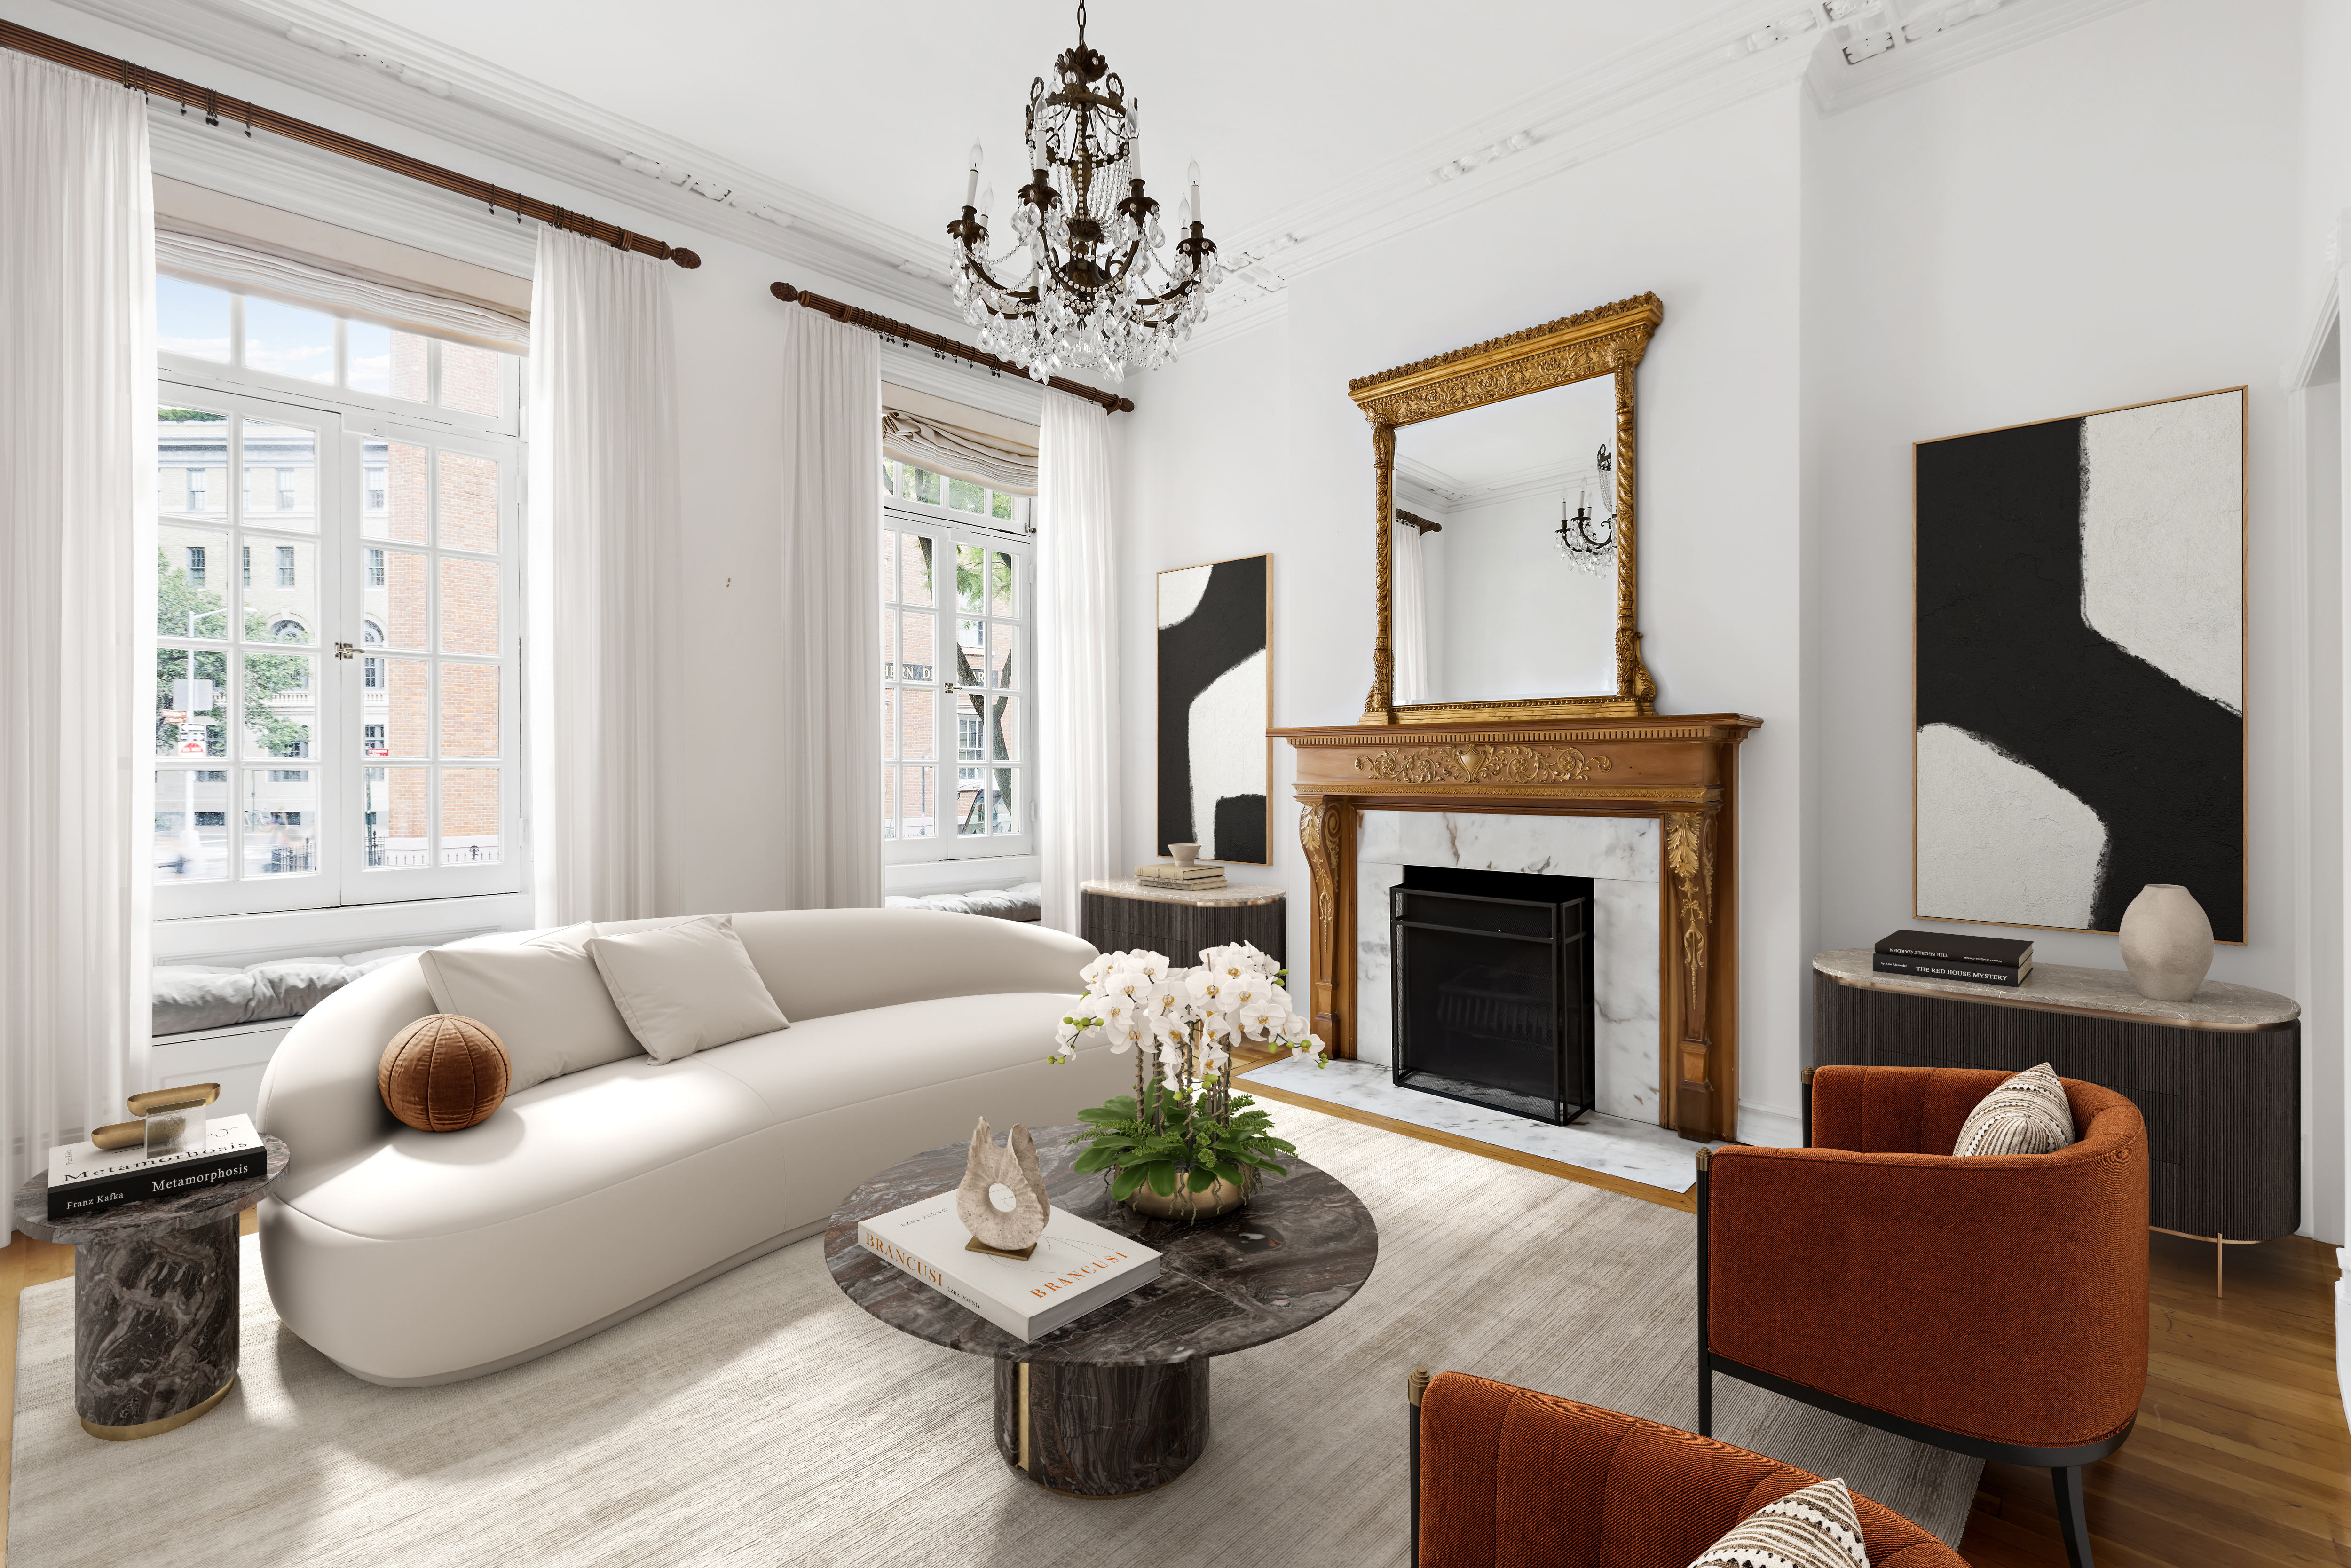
[{"x1": 957, "y1": 1117, "x2": 1050, "y2": 1257}]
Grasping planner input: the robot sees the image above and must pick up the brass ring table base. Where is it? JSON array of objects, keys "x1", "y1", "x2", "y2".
[{"x1": 994, "y1": 1357, "x2": 1211, "y2": 1498}]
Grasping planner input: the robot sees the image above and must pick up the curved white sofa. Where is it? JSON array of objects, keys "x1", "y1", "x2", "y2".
[{"x1": 256, "y1": 908, "x2": 1126, "y2": 1386}]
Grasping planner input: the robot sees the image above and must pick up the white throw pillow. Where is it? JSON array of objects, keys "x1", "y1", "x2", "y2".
[
  {"x1": 418, "y1": 925, "x2": 646, "y2": 1094},
  {"x1": 1688, "y1": 1476, "x2": 1870, "y2": 1568},
  {"x1": 585, "y1": 914, "x2": 789, "y2": 1064},
  {"x1": 1953, "y1": 1061, "x2": 2077, "y2": 1157}
]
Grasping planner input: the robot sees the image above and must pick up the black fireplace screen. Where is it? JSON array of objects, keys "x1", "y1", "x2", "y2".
[{"x1": 1391, "y1": 866, "x2": 1595, "y2": 1125}]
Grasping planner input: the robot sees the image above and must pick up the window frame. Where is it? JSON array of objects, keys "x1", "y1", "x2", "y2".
[
  {"x1": 155, "y1": 324, "x2": 527, "y2": 918},
  {"x1": 882, "y1": 469, "x2": 1036, "y2": 866}
]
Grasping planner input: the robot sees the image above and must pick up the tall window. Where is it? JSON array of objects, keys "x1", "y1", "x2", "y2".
[
  {"x1": 881, "y1": 459, "x2": 1033, "y2": 862},
  {"x1": 153, "y1": 272, "x2": 523, "y2": 916}
]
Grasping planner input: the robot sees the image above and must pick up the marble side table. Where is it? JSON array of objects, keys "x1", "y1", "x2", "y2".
[
  {"x1": 13, "y1": 1137, "x2": 289, "y2": 1439},
  {"x1": 826, "y1": 1126, "x2": 1376, "y2": 1498}
]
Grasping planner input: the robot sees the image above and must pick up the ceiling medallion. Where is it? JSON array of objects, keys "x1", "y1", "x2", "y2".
[
  {"x1": 946, "y1": 1, "x2": 1220, "y2": 384},
  {"x1": 1554, "y1": 443, "x2": 1617, "y2": 575}
]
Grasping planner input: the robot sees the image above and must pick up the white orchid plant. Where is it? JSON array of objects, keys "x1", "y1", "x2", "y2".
[{"x1": 1049, "y1": 943, "x2": 1327, "y2": 1207}]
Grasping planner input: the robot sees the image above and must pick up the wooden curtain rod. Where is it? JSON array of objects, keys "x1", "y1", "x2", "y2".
[
  {"x1": 1397, "y1": 509, "x2": 1443, "y2": 534},
  {"x1": 0, "y1": 18, "x2": 700, "y2": 269},
  {"x1": 771, "y1": 283, "x2": 1135, "y2": 415}
]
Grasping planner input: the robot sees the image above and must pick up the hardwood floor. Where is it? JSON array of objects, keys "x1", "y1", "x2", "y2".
[
  {"x1": 1962, "y1": 1229, "x2": 2347, "y2": 1568},
  {"x1": 0, "y1": 1170, "x2": 2333, "y2": 1567}
]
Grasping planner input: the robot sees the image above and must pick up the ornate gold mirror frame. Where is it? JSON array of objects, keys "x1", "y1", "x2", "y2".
[{"x1": 1349, "y1": 292, "x2": 1664, "y2": 725}]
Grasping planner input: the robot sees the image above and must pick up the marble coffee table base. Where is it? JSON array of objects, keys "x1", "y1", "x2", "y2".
[
  {"x1": 994, "y1": 1357, "x2": 1211, "y2": 1497},
  {"x1": 76, "y1": 1215, "x2": 242, "y2": 1439}
]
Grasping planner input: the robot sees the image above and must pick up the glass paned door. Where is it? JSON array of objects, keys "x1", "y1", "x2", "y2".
[
  {"x1": 882, "y1": 517, "x2": 1032, "y2": 859},
  {"x1": 154, "y1": 389, "x2": 343, "y2": 915}
]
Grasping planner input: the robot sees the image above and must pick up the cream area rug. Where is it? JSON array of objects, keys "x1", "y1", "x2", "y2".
[{"x1": 10, "y1": 1105, "x2": 1978, "y2": 1568}]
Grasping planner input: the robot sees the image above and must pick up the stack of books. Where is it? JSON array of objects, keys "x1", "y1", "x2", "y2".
[
  {"x1": 1137, "y1": 860, "x2": 1226, "y2": 891},
  {"x1": 1872, "y1": 930, "x2": 2034, "y2": 988},
  {"x1": 46, "y1": 1112, "x2": 267, "y2": 1221},
  {"x1": 858, "y1": 1193, "x2": 1161, "y2": 1341}
]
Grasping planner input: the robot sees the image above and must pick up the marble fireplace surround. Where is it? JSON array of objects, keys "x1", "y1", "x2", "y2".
[
  {"x1": 1273, "y1": 714, "x2": 1760, "y2": 1142},
  {"x1": 1354, "y1": 812, "x2": 1661, "y2": 1123}
]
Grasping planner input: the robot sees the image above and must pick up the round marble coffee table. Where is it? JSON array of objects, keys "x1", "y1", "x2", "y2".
[
  {"x1": 825, "y1": 1124, "x2": 1377, "y2": 1498},
  {"x1": 13, "y1": 1137, "x2": 289, "y2": 1439}
]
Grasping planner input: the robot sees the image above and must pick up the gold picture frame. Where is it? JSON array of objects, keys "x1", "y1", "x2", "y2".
[{"x1": 1348, "y1": 292, "x2": 1664, "y2": 725}]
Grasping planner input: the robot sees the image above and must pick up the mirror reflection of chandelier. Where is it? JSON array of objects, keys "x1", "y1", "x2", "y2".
[
  {"x1": 947, "y1": 1, "x2": 1222, "y2": 384},
  {"x1": 1554, "y1": 444, "x2": 1617, "y2": 574}
]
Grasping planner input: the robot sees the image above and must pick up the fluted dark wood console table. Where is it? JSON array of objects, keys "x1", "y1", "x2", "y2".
[{"x1": 1811, "y1": 950, "x2": 2298, "y2": 1293}]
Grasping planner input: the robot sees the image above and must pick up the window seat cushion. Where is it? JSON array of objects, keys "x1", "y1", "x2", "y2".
[
  {"x1": 884, "y1": 882, "x2": 1042, "y2": 922},
  {"x1": 153, "y1": 948, "x2": 425, "y2": 1036}
]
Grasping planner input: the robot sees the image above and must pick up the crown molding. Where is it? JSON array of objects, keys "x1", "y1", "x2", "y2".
[
  {"x1": 1801, "y1": 0, "x2": 2154, "y2": 114},
  {"x1": 43, "y1": 0, "x2": 977, "y2": 325},
  {"x1": 49, "y1": 0, "x2": 2158, "y2": 372}
]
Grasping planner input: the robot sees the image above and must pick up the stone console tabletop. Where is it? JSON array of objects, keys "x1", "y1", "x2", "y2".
[
  {"x1": 1813, "y1": 949, "x2": 2298, "y2": 1032},
  {"x1": 14, "y1": 1136, "x2": 289, "y2": 1440},
  {"x1": 1081, "y1": 877, "x2": 1286, "y2": 907}
]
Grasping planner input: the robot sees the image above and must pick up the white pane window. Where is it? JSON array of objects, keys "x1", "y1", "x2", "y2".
[
  {"x1": 157, "y1": 276, "x2": 231, "y2": 363},
  {"x1": 879, "y1": 488, "x2": 1033, "y2": 863},
  {"x1": 277, "y1": 545, "x2": 296, "y2": 587},
  {"x1": 367, "y1": 548, "x2": 385, "y2": 588},
  {"x1": 243, "y1": 296, "x2": 336, "y2": 384},
  {"x1": 366, "y1": 467, "x2": 386, "y2": 512}
]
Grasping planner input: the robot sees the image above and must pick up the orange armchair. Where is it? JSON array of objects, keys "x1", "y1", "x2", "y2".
[
  {"x1": 1699, "y1": 1064, "x2": 2149, "y2": 1568},
  {"x1": 1409, "y1": 1369, "x2": 1969, "y2": 1568}
]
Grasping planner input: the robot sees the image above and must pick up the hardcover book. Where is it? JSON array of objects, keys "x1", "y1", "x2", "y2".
[
  {"x1": 1872, "y1": 954, "x2": 2032, "y2": 988},
  {"x1": 1136, "y1": 862, "x2": 1226, "y2": 881},
  {"x1": 1138, "y1": 876, "x2": 1226, "y2": 890},
  {"x1": 857, "y1": 1192, "x2": 1161, "y2": 1342},
  {"x1": 1874, "y1": 929, "x2": 2034, "y2": 966},
  {"x1": 46, "y1": 1113, "x2": 267, "y2": 1221}
]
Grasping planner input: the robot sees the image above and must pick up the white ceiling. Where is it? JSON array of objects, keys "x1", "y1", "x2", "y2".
[{"x1": 325, "y1": 0, "x2": 1725, "y2": 248}]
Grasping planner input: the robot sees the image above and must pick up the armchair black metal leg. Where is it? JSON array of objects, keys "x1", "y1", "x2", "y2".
[
  {"x1": 2051, "y1": 1465, "x2": 2093, "y2": 1568},
  {"x1": 1699, "y1": 1361, "x2": 1713, "y2": 1438},
  {"x1": 1696, "y1": 1153, "x2": 1712, "y2": 1438},
  {"x1": 1409, "y1": 1368, "x2": 1428, "y2": 1568}
]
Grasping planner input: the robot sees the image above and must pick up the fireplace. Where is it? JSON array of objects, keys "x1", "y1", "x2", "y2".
[{"x1": 1390, "y1": 866, "x2": 1596, "y2": 1125}]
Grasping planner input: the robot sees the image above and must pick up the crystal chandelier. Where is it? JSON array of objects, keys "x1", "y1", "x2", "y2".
[
  {"x1": 1554, "y1": 444, "x2": 1617, "y2": 575},
  {"x1": 947, "y1": 1, "x2": 1221, "y2": 384}
]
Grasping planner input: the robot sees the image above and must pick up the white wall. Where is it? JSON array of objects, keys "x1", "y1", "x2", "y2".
[
  {"x1": 1120, "y1": 86, "x2": 1813, "y2": 1145},
  {"x1": 1430, "y1": 493, "x2": 1617, "y2": 702},
  {"x1": 1807, "y1": 0, "x2": 2326, "y2": 1231}
]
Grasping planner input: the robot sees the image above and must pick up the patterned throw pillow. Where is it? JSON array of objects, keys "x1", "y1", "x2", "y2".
[
  {"x1": 1688, "y1": 1476, "x2": 1870, "y2": 1568},
  {"x1": 1952, "y1": 1061, "x2": 2076, "y2": 1156}
]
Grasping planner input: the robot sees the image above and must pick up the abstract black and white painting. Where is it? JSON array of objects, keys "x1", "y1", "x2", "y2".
[
  {"x1": 1158, "y1": 554, "x2": 1270, "y2": 865},
  {"x1": 1916, "y1": 388, "x2": 2245, "y2": 941}
]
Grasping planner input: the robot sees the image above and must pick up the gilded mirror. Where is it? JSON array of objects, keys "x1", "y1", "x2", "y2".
[{"x1": 1349, "y1": 293, "x2": 1662, "y2": 723}]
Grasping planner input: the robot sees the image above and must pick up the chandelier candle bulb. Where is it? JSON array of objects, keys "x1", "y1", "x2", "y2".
[
  {"x1": 966, "y1": 142, "x2": 982, "y2": 206},
  {"x1": 1188, "y1": 158, "x2": 1202, "y2": 225}
]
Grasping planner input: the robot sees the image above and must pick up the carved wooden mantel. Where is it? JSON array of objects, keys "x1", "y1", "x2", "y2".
[{"x1": 1272, "y1": 712, "x2": 1761, "y2": 1143}]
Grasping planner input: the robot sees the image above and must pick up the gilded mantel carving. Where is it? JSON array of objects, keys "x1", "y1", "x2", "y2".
[{"x1": 1273, "y1": 713, "x2": 1759, "y2": 1143}]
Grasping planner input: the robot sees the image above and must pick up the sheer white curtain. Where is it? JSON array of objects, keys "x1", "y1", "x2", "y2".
[
  {"x1": 1392, "y1": 516, "x2": 1429, "y2": 705},
  {"x1": 777, "y1": 307, "x2": 882, "y2": 909},
  {"x1": 0, "y1": 53, "x2": 152, "y2": 1216},
  {"x1": 1036, "y1": 391, "x2": 1121, "y2": 935},
  {"x1": 527, "y1": 227, "x2": 675, "y2": 925}
]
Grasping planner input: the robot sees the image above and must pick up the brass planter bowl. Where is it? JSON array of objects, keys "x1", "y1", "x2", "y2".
[{"x1": 1121, "y1": 1171, "x2": 1252, "y2": 1222}]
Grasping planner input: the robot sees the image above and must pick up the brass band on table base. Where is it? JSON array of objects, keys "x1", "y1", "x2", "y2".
[
  {"x1": 996, "y1": 1356, "x2": 1212, "y2": 1497},
  {"x1": 81, "y1": 1376, "x2": 233, "y2": 1441}
]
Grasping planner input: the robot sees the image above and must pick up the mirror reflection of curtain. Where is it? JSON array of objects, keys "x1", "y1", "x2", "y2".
[{"x1": 1392, "y1": 515, "x2": 1428, "y2": 705}]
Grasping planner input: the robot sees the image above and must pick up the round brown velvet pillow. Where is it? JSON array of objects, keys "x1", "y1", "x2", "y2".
[{"x1": 379, "y1": 1014, "x2": 511, "y2": 1132}]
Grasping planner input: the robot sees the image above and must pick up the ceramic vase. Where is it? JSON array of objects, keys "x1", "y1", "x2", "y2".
[
  {"x1": 2118, "y1": 883, "x2": 2214, "y2": 1002},
  {"x1": 1122, "y1": 1170, "x2": 1250, "y2": 1222}
]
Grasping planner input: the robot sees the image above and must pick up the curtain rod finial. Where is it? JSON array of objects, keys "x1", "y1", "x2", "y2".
[
  {"x1": 771, "y1": 281, "x2": 799, "y2": 301},
  {"x1": 670, "y1": 248, "x2": 702, "y2": 270},
  {"x1": 1116, "y1": 398, "x2": 1136, "y2": 413}
]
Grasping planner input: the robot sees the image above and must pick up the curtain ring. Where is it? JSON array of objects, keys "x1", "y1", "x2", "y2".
[{"x1": 612, "y1": 227, "x2": 629, "y2": 251}]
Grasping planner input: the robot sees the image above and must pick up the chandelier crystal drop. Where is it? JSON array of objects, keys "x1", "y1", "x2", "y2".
[
  {"x1": 947, "y1": 1, "x2": 1219, "y2": 384},
  {"x1": 1554, "y1": 444, "x2": 1617, "y2": 575}
]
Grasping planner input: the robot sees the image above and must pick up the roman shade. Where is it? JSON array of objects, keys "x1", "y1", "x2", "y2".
[{"x1": 156, "y1": 227, "x2": 528, "y2": 352}]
